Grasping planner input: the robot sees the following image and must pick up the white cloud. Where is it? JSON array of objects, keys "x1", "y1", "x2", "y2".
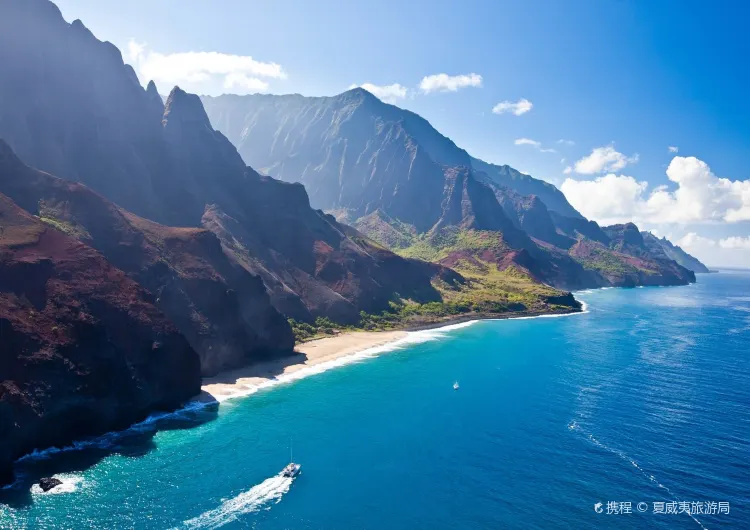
[
  {"x1": 678, "y1": 232, "x2": 715, "y2": 249},
  {"x1": 419, "y1": 73, "x2": 482, "y2": 94},
  {"x1": 561, "y1": 174, "x2": 648, "y2": 225},
  {"x1": 563, "y1": 166, "x2": 572, "y2": 175},
  {"x1": 677, "y1": 233, "x2": 750, "y2": 268},
  {"x1": 349, "y1": 83, "x2": 408, "y2": 103},
  {"x1": 573, "y1": 144, "x2": 639, "y2": 174},
  {"x1": 668, "y1": 146, "x2": 679, "y2": 153},
  {"x1": 557, "y1": 139, "x2": 575, "y2": 146},
  {"x1": 561, "y1": 156, "x2": 750, "y2": 226},
  {"x1": 492, "y1": 98, "x2": 533, "y2": 116},
  {"x1": 224, "y1": 73, "x2": 268, "y2": 91},
  {"x1": 127, "y1": 40, "x2": 146, "y2": 62},
  {"x1": 514, "y1": 138, "x2": 556, "y2": 153},
  {"x1": 515, "y1": 138, "x2": 541, "y2": 148},
  {"x1": 719, "y1": 236, "x2": 750, "y2": 249},
  {"x1": 126, "y1": 40, "x2": 285, "y2": 95}
]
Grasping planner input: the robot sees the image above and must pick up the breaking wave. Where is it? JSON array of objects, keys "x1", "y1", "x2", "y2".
[
  {"x1": 30, "y1": 473, "x2": 86, "y2": 495},
  {"x1": 16, "y1": 400, "x2": 215, "y2": 464}
]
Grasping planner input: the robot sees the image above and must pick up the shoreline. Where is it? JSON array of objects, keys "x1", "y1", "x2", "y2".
[
  {"x1": 4, "y1": 304, "x2": 588, "y2": 487},
  {"x1": 201, "y1": 330, "x2": 408, "y2": 402},
  {"x1": 200, "y1": 305, "x2": 584, "y2": 403}
]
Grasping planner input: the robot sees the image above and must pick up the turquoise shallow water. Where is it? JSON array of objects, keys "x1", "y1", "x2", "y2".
[{"x1": 1, "y1": 271, "x2": 749, "y2": 529}]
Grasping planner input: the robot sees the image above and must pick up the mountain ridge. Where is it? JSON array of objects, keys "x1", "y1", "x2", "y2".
[
  {"x1": 199, "y1": 89, "x2": 704, "y2": 286},
  {"x1": 642, "y1": 231, "x2": 710, "y2": 273},
  {"x1": 201, "y1": 89, "x2": 583, "y2": 220}
]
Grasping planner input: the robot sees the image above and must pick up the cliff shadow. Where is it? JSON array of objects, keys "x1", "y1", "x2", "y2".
[{"x1": 0, "y1": 400, "x2": 219, "y2": 509}]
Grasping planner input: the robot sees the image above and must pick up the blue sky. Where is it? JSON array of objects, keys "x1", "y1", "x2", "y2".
[{"x1": 54, "y1": 0, "x2": 750, "y2": 266}]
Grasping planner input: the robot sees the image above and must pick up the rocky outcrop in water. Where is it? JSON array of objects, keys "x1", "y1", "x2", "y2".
[{"x1": 38, "y1": 477, "x2": 62, "y2": 492}]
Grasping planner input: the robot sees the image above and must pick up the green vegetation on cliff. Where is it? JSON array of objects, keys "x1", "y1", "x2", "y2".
[
  {"x1": 397, "y1": 228, "x2": 509, "y2": 263},
  {"x1": 289, "y1": 258, "x2": 580, "y2": 342}
]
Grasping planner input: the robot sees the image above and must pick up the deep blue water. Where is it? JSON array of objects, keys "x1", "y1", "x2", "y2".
[{"x1": 1, "y1": 271, "x2": 749, "y2": 529}]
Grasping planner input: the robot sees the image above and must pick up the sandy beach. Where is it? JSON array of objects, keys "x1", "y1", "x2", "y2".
[
  {"x1": 201, "y1": 331, "x2": 408, "y2": 402},
  {"x1": 199, "y1": 306, "x2": 587, "y2": 403}
]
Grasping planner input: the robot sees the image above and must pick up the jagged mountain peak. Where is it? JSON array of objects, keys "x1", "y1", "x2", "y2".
[
  {"x1": 163, "y1": 86, "x2": 213, "y2": 130},
  {"x1": 200, "y1": 90, "x2": 583, "y2": 222},
  {"x1": 603, "y1": 222, "x2": 645, "y2": 249},
  {"x1": 146, "y1": 80, "x2": 165, "y2": 113},
  {"x1": 0, "y1": 139, "x2": 24, "y2": 169},
  {"x1": 340, "y1": 86, "x2": 379, "y2": 101}
]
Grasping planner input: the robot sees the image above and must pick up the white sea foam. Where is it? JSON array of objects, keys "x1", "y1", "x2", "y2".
[
  {"x1": 30, "y1": 473, "x2": 85, "y2": 495},
  {"x1": 180, "y1": 472, "x2": 295, "y2": 529},
  {"x1": 488, "y1": 305, "x2": 590, "y2": 321},
  {"x1": 16, "y1": 400, "x2": 214, "y2": 463}
]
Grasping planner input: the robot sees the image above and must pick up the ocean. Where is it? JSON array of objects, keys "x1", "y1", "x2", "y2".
[{"x1": 1, "y1": 270, "x2": 748, "y2": 529}]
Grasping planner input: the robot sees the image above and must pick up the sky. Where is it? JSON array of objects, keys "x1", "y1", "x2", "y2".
[{"x1": 53, "y1": 0, "x2": 750, "y2": 267}]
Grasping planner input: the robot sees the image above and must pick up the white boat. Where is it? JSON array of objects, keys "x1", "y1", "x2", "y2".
[
  {"x1": 282, "y1": 439, "x2": 301, "y2": 477},
  {"x1": 453, "y1": 381, "x2": 459, "y2": 390},
  {"x1": 282, "y1": 462, "x2": 301, "y2": 477}
]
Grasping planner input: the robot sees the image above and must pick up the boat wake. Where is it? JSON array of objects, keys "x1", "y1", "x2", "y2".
[
  {"x1": 568, "y1": 421, "x2": 708, "y2": 530},
  {"x1": 180, "y1": 472, "x2": 296, "y2": 529}
]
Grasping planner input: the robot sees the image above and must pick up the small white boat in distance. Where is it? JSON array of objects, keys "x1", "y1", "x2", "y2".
[{"x1": 453, "y1": 381, "x2": 460, "y2": 390}]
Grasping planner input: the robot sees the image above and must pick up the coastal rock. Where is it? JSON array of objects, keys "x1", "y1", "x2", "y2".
[
  {"x1": 0, "y1": 193, "x2": 200, "y2": 486},
  {"x1": 38, "y1": 477, "x2": 63, "y2": 492}
]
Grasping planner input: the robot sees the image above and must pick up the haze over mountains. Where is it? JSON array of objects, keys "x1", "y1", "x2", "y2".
[
  {"x1": 202, "y1": 91, "x2": 705, "y2": 289},
  {"x1": 0, "y1": 0, "x2": 707, "y2": 486},
  {"x1": 201, "y1": 91, "x2": 581, "y2": 221}
]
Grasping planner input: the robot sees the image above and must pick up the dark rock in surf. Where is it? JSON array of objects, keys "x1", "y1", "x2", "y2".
[{"x1": 38, "y1": 477, "x2": 63, "y2": 492}]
